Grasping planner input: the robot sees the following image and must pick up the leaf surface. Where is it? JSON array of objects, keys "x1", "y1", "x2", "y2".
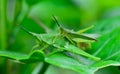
[{"x1": 0, "y1": 50, "x2": 45, "y2": 63}]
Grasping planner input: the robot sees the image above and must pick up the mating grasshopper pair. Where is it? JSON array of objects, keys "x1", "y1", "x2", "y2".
[{"x1": 22, "y1": 16, "x2": 100, "y2": 61}]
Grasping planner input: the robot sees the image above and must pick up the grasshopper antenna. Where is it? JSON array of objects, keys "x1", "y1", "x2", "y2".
[
  {"x1": 52, "y1": 15, "x2": 64, "y2": 34},
  {"x1": 52, "y1": 15, "x2": 62, "y2": 28},
  {"x1": 19, "y1": 25, "x2": 35, "y2": 37},
  {"x1": 20, "y1": 25, "x2": 41, "y2": 43}
]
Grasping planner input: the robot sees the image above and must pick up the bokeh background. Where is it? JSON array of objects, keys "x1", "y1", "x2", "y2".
[{"x1": 1, "y1": 0, "x2": 120, "y2": 74}]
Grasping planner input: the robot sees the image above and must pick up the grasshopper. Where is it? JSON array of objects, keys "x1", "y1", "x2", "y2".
[{"x1": 52, "y1": 15, "x2": 99, "y2": 50}]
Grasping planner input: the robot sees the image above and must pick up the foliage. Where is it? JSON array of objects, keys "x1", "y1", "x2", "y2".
[{"x1": 1, "y1": 0, "x2": 120, "y2": 74}]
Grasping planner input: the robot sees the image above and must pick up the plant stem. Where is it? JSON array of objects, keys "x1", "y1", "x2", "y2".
[
  {"x1": 0, "y1": 0, "x2": 7, "y2": 50},
  {"x1": 0, "y1": 0, "x2": 9, "y2": 74},
  {"x1": 0, "y1": 0, "x2": 7, "y2": 67},
  {"x1": 38, "y1": 62, "x2": 49, "y2": 74}
]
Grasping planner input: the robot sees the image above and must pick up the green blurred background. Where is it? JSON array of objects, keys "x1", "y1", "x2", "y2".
[{"x1": 1, "y1": 0, "x2": 120, "y2": 74}]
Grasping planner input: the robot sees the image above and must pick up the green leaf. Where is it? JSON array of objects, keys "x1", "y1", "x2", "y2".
[
  {"x1": 88, "y1": 28, "x2": 120, "y2": 73},
  {"x1": 0, "y1": 50, "x2": 45, "y2": 63},
  {"x1": 45, "y1": 53, "x2": 95, "y2": 74},
  {"x1": 64, "y1": 44, "x2": 100, "y2": 61},
  {"x1": 0, "y1": 50, "x2": 28, "y2": 60},
  {"x1": 89, "y1": 17, "x2": 120, "y2": 34},
  {"x1": 90, "y1": 28, "x2": 120, "y2": 59},
  {"x1": 45, "y1": 27, "x2": 120, "y2": 74},
  {"x1": 21, "y1": 50, "x2": 45, "y2": 63}
]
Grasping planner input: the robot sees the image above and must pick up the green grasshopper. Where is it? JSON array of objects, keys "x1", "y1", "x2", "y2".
[{"x1": 52, "y1": 15, "x2": 99, "y2": 50}]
